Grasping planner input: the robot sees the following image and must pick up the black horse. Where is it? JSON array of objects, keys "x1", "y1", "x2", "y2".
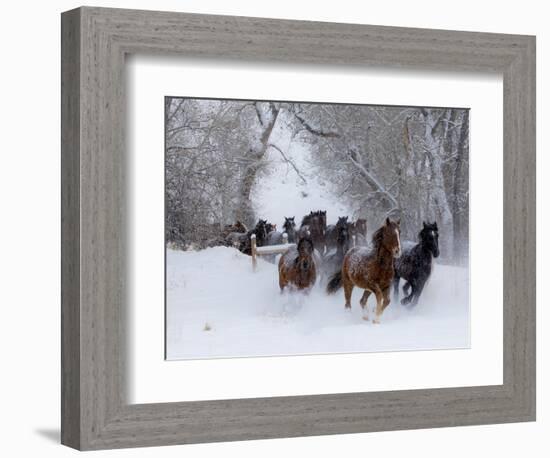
[
  {"x1": 233, "y1": 219, "x2": 269, "y2": 255},
  {"x1": 322, "y1": 216, "x2": 351, "y2": 280},
  {"x1": 393, "y1": 221, "x2": 439, "y2": 306}
]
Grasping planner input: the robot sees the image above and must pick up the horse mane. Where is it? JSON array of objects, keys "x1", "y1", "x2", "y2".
[
  {"x1": 301, "y1": 210, "x2": 325, "y2": 227},
  {"x1": 371, "y1": 225, "x2": 385, "y2": 250}
]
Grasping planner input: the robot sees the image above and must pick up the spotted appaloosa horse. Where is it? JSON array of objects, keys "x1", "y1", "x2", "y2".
[
  {"x1": 327, "y1": 218, "x2": 401, "y2": 323},
  {"x1": 278, "y1": 236, "x2": 317, "y2": 292},
  {"x1": 393, "y1": 221, "x2": 439, "y2": 306}
]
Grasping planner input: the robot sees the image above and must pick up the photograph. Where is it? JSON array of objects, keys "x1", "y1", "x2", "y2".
[{"x1": 164, "y1": 97, "x2": 470, "y2": 360}]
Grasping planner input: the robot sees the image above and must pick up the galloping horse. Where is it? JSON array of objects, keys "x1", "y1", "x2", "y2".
[
  {"x1": 393, "y1": 221, "x2": 439, "y2": 306},
  {"x1": 299, "y1": 210, "x2": 327, "y2": 253},
  {"x1": 327, "y1": 218, "x2": 401, "y2": 323},
  {"x1": 278, "y1": 236, "x2": 317, "y2": 292}
]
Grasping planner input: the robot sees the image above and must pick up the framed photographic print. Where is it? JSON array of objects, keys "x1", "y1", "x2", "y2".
[{"x1": 61, "y1": 6, "x2": 536, "y2": 450}]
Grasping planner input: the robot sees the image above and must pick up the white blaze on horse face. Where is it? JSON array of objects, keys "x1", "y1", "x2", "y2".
[{"x1": 394, "y1": 228, "x2": 402, "y2": 258}]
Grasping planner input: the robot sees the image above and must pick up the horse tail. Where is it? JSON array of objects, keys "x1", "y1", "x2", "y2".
[{"x1": 326, "y1": 271, "x2": 343, "y2": 294}]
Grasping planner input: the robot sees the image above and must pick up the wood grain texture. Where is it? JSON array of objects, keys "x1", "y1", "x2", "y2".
[
  {"x1": 60, "y1": 6, "x2": 536, "y2": 450},
  {"x1": 60, "y1": 7, "x2": 81, "y2": 450}
]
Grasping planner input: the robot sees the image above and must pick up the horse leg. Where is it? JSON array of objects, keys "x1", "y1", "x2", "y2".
[
  {"x1": 401, "y1": 281, "x2": 414, "y2": 305},
  {"x1": 403, "y1": 281, "x2": 411, "y2": 296},
  {"x1": 359, "y1": 290, "x2": 371, "y2": 306},
  {"x1": 372, "y1": 288, "x2": 385, "y2": 324},
  {"x1": 382, "y1": 286, "x2": 391, "y2": 311},
  {"x1": 393, "y1": 276, "x2": 400, "y2": 301},
  {"x1": 279, "y1": 272, "x2": 286, "y2": 293},
  {"x1": 359, "y1": 290, "x2": 371, "y2": 321},
  {"x1": 343, "y1": 273, "x2": 353, "y2": 310},
  {"x1": 410, "y1": 280, "x2": 425, "y2": 306}
]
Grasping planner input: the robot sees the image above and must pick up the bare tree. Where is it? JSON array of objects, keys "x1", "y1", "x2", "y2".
[{"x1": 165, "y1": 98, "x2": 469, "y2": 264}]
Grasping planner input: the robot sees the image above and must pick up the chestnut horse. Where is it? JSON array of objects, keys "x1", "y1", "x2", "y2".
[
  {"x1": 278, "y1": 236, "x2": 317, "y2": 292},
  {"x1": 327, "y1": 218, "x2": 401, "y2": 323}
]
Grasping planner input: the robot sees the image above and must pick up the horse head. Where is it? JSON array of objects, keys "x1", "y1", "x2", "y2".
[
  {"x1": 312, "y1": 210, "x2": 327, "y2": 236},
  {"x1": 296, "y1": 236, "x2": 315, "y2": 270},
  {"x1": 297, "y1": 236, "x2": 314, "y2": 256},
  {"x1": 421, "y1": 221, "x2": 439, "y2": 258},
  {"x1": 378, "y1": 217, "x2": 401, "y2": 258},
  {"x1": 283, "y1": 216, "x2": 296, "y2": 233},
  {"x1": 255, "y1": 219, "x2": 269, "y2": 242}
]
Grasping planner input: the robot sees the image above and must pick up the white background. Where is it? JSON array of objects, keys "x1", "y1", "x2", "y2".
[
  {"x1": 0, "y1": 1, "x2": 546, "y2": 457},
  {"x1": 129, "y1": 58, "x2": 502, "y2": 403}
]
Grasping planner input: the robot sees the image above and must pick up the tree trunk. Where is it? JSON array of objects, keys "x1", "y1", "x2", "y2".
[
  {"x1": 421, "y1": 109, "x2": 454, "y2": 260},
  {"x1": 452, "y1": 110, "x2": 469, "y2": 263},
  {"x1": 235, "y1": 103, "x2": 280, "y2": 226}
]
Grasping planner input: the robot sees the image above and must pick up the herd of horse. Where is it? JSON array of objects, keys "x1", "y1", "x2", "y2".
[{"x1": 221, "y1": 211, "x2": 440, "y2": 324}]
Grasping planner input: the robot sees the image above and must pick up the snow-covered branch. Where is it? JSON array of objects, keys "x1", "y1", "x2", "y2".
[
  {"x1": 347, "y1": 148, "x2": 399, "y2": 210},
  {"x1": 292, "y1": 111, "x2": 341, "y2": 138},
  {"x1": 268, "y1": 144, "x2": 308, "y2": 184}
]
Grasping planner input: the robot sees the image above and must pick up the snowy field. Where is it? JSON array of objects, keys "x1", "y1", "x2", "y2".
[
  {"x1": 166, "y1": 134, "x2": 470, "y2": 360},
  {"x1": 166, "y1": 247, "x2": 470, "y2": 360}
]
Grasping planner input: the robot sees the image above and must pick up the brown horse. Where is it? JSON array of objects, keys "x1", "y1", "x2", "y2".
[
  {"x1": 278, "y1": 237, "x2": 317, "y2": 292},
  {"x1": 327, "y1": 218, "x2": 401, "y2": 323}
]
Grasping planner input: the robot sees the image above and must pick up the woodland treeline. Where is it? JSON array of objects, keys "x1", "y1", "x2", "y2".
[{"x1": 165, "y1": 97, "x2": 469, "y2": 263}]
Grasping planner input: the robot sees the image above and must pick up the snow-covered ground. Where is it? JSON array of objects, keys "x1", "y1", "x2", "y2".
[
  {"x1": 166, "y1": 247, "x2": 470, "y2": 360},
  {"x1": 166, "y1": 124, "x2": 469, "y2": 359},
  {"x1": 167, "y1": 133, "x2": 470, "y2": 360}
]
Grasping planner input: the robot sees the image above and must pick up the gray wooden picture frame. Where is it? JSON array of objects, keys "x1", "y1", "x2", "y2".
[{"x1": 61, "y1": 6, "x2": 536, "y2": 451}]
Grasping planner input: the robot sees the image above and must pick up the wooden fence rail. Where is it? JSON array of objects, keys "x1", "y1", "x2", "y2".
[{"x1": 250, "y1": 233, "x2": 295, "y2": 270}]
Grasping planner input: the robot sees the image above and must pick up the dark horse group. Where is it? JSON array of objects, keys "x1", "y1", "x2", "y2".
[{"x1": 224, "y1": 211, "x2": 439, "y2": 324}]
